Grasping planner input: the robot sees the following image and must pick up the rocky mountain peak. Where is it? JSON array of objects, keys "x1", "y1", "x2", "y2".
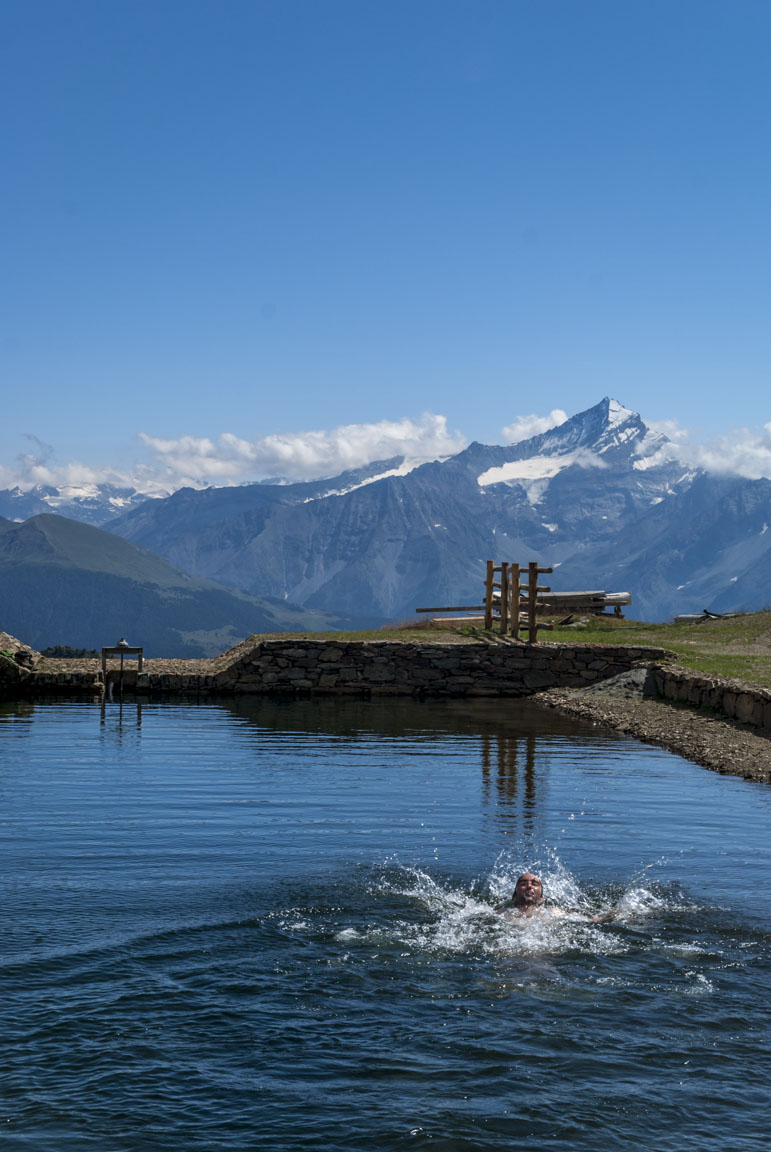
[{"x1": 527, "y1": 397, "x2": 652, "y2": 459}]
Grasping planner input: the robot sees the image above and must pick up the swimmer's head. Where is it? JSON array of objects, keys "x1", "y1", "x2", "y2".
[{"x1": 512, "y1": 872, "x2": 543, "y2": 909}]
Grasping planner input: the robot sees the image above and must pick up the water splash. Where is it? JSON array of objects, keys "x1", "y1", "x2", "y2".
[{"x1": 334, "y1": 858, "x2": 690, "y2": 960}]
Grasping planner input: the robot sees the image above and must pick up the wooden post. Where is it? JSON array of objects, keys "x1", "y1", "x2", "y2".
[
  {"x1": 510, "y1": 563, "x2": 520, "y2": 639},
  {"x1": 499, "y1": 562, "x2": 509, "y2": 635},
  {"x1": 528, "y1": 561, "x2": 539, "y2": 643},
  {"x1": 484, "y1": 561, "x2": 495, "y2": 630},
  {"x1": 481, "y1": 559, "x2": 557, "y2": 640}
]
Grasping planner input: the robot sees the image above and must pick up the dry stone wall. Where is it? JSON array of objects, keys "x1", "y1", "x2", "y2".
[
  {"x1": 208, "y1": 639, "x2": 672, "y2": 698},
  {"x1": 8, "y1": 635, "x2": 771, "y2": 749},
  {"x1": 653, "y1": 666, "x2": 771, "y2": 732}
]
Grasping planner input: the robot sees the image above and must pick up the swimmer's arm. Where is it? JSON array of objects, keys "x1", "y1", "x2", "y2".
[
  {"x1": 549, "y1": 907, "x2": 617, "y2": 923},
  {"x1": 587, "y1": 909, "x2": 617, "y2": 924}
]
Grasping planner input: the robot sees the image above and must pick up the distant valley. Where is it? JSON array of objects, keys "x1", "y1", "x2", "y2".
[{"x1": 0, "y1": 514, "x2": 362, "y2": 656}]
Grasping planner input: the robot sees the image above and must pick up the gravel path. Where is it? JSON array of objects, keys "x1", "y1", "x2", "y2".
[{"x1": 536, "y1": 668, "x2": 771, "y2": 783}]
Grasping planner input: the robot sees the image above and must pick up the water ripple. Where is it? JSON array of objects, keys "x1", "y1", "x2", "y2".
[{"x1": 2, "y1": 698, "x2": 770, "y2": 1151}]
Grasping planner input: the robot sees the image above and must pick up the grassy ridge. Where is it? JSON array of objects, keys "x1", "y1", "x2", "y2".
[
  {"x1": 542, "y1": 611, "x2": 771, "y2": 687},
  {"x1": 244, "y1": 612, "x2": 771, "y2": 689}
]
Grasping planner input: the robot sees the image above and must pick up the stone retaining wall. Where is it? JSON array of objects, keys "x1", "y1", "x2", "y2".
[
  {"x1": 1, "y1": 658, "x2": 103, "y2": 697},
  {"x1": 653, "y1": 666, "x2": 771, "y2": 732},
  {"x1": 4, "y1": 640, "x2": 674, "y2": 699},
  {"x1": 205, "y1": 639, "x2": 672, "y2": 698},
  {"x1": 20, "y1": 668, "x2": 105, "y2": 695},
  {"x1": 7, "y1": 639, "x2": 770, "y2": 740}
]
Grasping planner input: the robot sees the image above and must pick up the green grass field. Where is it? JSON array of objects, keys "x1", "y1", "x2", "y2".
[{"x1": 541, "y1": 610, "x2": 771, "y2": 687}]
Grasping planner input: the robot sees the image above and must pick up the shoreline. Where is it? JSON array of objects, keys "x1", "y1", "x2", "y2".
[
  {"x1": 535, "y1": 682, "x2": 771, "y2": 783},
  {"x1": 4, "y1": 631, "x2": 771, "y2": 782}
]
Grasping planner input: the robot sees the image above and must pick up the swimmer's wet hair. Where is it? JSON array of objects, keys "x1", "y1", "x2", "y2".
[{"x1": 515, "y1": 873, "x2": 543, "y2": 889}]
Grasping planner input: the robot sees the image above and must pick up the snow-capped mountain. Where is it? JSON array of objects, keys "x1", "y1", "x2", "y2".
[
  {"x1": 0, "y1": 453, "x2": 444, "y2": 527},
  {"x1": 8, "y1": 398, "x2": 769, "y2": 623},
  {"x1": 104, "y1": 398, "x2": 719, "y2": 621},
  {"x1": 0, "y1": 482, "x2": 159, "y2": 526},
  {"x1": 468, "y1": 397, "x2": 691, "y2": 508},
  {"x1": 553, "y1": 472, "x2": 771, "y2": 620}
]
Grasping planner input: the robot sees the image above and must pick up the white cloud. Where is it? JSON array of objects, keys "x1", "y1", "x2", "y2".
[
  {"x1": 645, "y1": 417, "x2": 690, "y2": 443},
  {"x1": 6, "y1": 411, "x2": 771, "y2": 497},
  {"x1": 501, "y1": 409, "x2": 568, "y2": 444},
  {"x1": 659, "y1": 422, "x2": 771, "y2": 480},
  {"x1": 1, "y1": 414, "x2": 465, "y2": 495},
  {"x1": 632, "y1": 416, "x2": 771, "y2": 479},
  {"x1": 3, "y1": 434, "x2": 171, "y2": 497},
  {"x1": 138, "y1": 413, "x2": 467, "y2": 487},
  {"x1": 10, "y1": 436, "x2": 104, "y2": 491}
]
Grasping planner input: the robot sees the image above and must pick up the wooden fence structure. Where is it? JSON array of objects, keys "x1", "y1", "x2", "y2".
[
  {"x1": 416, "y1": 564, "x2": 633, "y2": 642},
  {"x1": 416, "y1": 560, "x2": 554, "y2": 642},
  {"x1": 484, "y1": 560, "x2": 554, "y2": 642}
]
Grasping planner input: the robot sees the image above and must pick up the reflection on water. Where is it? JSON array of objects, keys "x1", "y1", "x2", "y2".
[
  {"x1": 1, "y1": 696, "x2": 770, "y2": 1152},
  {"x1": 481, "y1": 730, "x2": 537, "y2": 820},
  {"x1": 100, "y1": 696, "x2": 143, "y2": 738}
]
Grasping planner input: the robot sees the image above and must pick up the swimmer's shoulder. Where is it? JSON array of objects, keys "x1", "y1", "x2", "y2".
[
  {"x1": 550, "y1": 907, "x2": 617, "y2": 923},
  {"x1": 498, "y1": 906, "x2": 570, "y2": 921},
  {"x1": 545, "y1": 906, "x2": 594, "y2": 922}
]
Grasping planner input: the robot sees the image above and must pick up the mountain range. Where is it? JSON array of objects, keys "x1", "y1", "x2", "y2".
[
  {"x1": 2, "y1": 398, "x2": 770, "y2": 645},
  {"x1": 105, "y1": 398, "x2": 706, "y2": 620},
  {"x1": 0, "y1": 514, "x2": 358, "y2": 656},
  {"x1": 0, "y1": 482, "x2": 154, "y2": 526}
]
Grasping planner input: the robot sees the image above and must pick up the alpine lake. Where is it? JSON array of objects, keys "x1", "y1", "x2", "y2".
[{"x1": 2, "y1": 694, "x2": 770, "y2": 1151}]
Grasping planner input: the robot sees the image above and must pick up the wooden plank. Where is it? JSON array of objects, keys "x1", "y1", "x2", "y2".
[
  {"x1": 484, "y1": 560, "x2": 495, "y2": 630},
  {"x1": 428, "y1": 615, "x2": 485, "y2": 625},
  {"x1": 536, "y1": 591, "x2": 632, "y2": 607},
  {"x1": 528, "y1": 561, "x2": 539, "y2": 643},
  {"x1": 537, "y1": 591, "x2": 606, "y2": 602},
  {"x1": 416, "y1": 606, "x2": 484, "y2": 613},
  {"x1": 510, "y1": 563, "x2": 520, "y2": 640},
  {"x1": 499, "y1": 562, "x2": 509, "y2": 635}
]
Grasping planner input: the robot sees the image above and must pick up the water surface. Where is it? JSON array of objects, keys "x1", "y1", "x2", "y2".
[{"x1": 2, "y1": 697, "x2": 770, "y2": 1150}]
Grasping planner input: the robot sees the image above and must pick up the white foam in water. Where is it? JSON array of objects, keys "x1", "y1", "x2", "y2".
[
  {"x1": 333, "y1": 860, "x2": 632, "y2": 958},
  {"x1": 336, "y1": 927, "x2": 361, "y2": 942},
  {"x1": 684, "y1": 971, "x2": 715, "y2": 994},
  {"x1": 614, "y1": 885, "x2": 667, "y2": 918},
  {"x1": 332, "y1": 854, "x2": 705, "y2": 962},
  {"x1": 659, "y1": 941, "x2": 709, "y2": 958}
]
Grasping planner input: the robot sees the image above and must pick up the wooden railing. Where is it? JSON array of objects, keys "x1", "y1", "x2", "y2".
[
  {"x1": 415, "y1": 560, "x2": 554, "y2": 642},
  {"x1": 416, "y1": 564, "x2": 632, "y2": 642},
  {"x1": 484, "y1": 560, "x2": 554, "y2": 642}
]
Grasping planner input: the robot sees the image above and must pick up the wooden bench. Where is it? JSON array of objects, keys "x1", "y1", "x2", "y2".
[
  {"x1": 535, "y1": 591, "x2": 632, "y2": 617},
  {"x1": 101, "y1": 644, "x2": 144, "y2": 676}
]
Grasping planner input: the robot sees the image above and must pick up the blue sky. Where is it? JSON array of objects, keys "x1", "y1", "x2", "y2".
[{"x1": 3, "y1": 0, "x2": 771, "y2": 490}]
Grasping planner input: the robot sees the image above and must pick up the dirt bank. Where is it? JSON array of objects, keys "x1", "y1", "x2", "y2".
[{"x1": 536, "y1": 668, "x2": 771, "y2": 783}]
